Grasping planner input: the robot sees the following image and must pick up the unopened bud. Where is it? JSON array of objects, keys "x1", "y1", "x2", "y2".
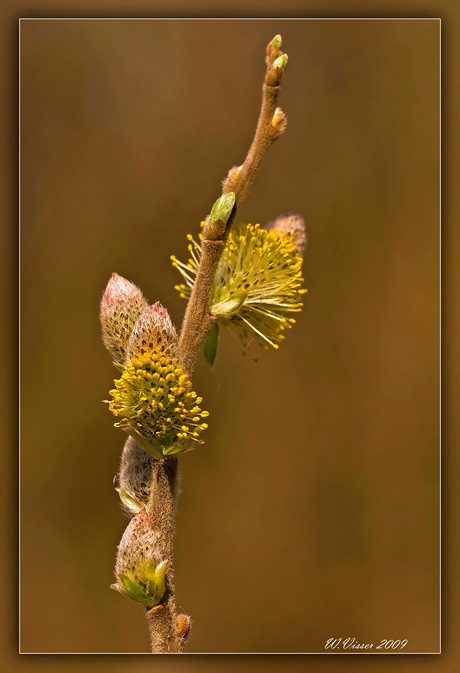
[
  {"x1": 204, "y1": 192, "x2": 236, "y2": 239},
  {"x1": 209, "y1": 192, "x2": 236, "y2": 226},
  {"x1": 266, "y1": 53, "x2": 289, "y2": 86},
  {"x1": 111, "y1": 509, "x2": 168, "y2": 608},
  {"x1": 100, "y1": 273, "x2": 149, "y2": 366},
  {"x1": 272, "y1": 53, "x2": 288, "y2": 70},
  {"x1": 270, "y1": 34, "x2": 282, "y2": 51},
  {"x1": 177, "y1": 613, "x2": 192, "y2": 640},
  {"x1": 266, "y1": 34, "x2": 283, "y2": 66},
  {"x1": 115, "y1": 435, "x2": 155, "y2": 515},
  {"x1": 271, "y1": 107, "x2": 287, "y2": 134},
  {"x1": 266, "y1": 212, "x2": 307, "y2": 258},
  {"x1": 223, "y1": 165, "x2": 242, "y2": 192},
  {"x1": 126, "y1": 302, "x2": 178, "y2": 361}
]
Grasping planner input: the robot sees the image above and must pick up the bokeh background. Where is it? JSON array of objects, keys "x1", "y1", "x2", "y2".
[{"x1": 20, "y1": 19, "x2": 439, "y2": 653}]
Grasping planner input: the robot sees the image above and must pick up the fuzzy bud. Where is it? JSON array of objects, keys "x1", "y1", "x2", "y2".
[
  {"x1": 270, "y1": 34, "x2": 282, "y2": 52},
  {"x1": 111, "y1": 509, "x2": 168, "y2": 608},
  {"x1": 266, "y1": 34, "x2": 283, "y2": 66},
  {"x1": 271, "y1": 107, "x2": 288, "y2": 134},
  {"x1": 177, "y1": 613, "x2": 192, "y2": 641},
  {"x1": 266, "y1": 53, "x2": 289, "y2": 86},
  {"x1": 266, "y1": 212, "x2": 307, "y2": 258},
  {"x1": 222, "y1": 165, "x2": 242, "y2": 192},
  {"x1": 126, "y1": 302, "x2": 178, "y2": 362},
  {"x1": 114, "y1": 435, "x2": 155, "y2": 515},
  {"x1": 100, "y1": 273, "x2": 148, "y2": 366},
  {"x1": 272, "y1": 53, "x2": 288, "y2": 70}
]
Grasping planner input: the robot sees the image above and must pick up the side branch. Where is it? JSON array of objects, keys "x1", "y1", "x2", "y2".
[{"x1": 177, "y1": 35, "x2": 288, "y2": 374}]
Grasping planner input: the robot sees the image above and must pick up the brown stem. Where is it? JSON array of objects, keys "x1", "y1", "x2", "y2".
[
  {"x1": 177, "y1": 38, "x2": 287, "y2": 373},
  {"x1": 144, "y1": 458, "x2": 183, "y2": 653},
  {"x1": 177, "y1": 239, "x2": 223, "y2": 376},
  {"x1": 224, "y1": 84, "x2": 282, "y2": 208},
  {"x1": 140, "y1": 36, "x2": 288, "y2": 654}
]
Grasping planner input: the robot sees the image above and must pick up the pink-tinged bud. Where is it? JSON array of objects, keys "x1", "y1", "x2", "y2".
[
  {"x1": 126, "y1": 302, "x2": 178, "y2": 361},
  {"x1": 111, "y1": 509, "x2": 168, "y2": 608},
  {"x1": 266, "y1": 212, "x2": 307, "y2": 258},
  {"x1": 100, "y1": 273, "x2": 149, "y2": 366}
]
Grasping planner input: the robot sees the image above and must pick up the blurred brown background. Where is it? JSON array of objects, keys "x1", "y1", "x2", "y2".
[{"x1": 20, "y1": 19, "x2": 439, "y2": 653}]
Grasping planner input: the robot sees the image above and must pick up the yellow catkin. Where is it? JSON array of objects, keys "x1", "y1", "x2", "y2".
[
  {"x1": 172, "y1": 222, "x2": 306, "y2": 350},
  {"x1": 107, "y1": 349, "x2": 209, "y2": 457}
]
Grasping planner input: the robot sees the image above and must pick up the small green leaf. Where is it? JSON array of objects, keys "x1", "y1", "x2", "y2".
[
  {"x1": 163, "y1": 442, "x2": 197, "y2": 457},
  {"x1": 123, "y1": 427, "x2": 164, "y2": 459},
  {"x1": 116, "y1": 488, "x2": 145, "y2": 515},
  {"x1": 162, "y1": 443, "x2": 186, "y2": 456},
  {"x1": 114, "y1": 559, "x2": 168, "y2": 608},
  {"x1": 117, "y1": 573, "x2": 152, "y2": 606},
  {"x1": 209, "y1": 192, "x2": 235, "y2": 226},
  {"x1": 203, "y1": 321, "x2": 219, "y2": 368}
]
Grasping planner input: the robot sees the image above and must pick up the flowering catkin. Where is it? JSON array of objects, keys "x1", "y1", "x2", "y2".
[
  {"x1": 172, "y1": 219, "x2": 306, "y2": 350},
  {"x1": 107, "y1": 352, "x2": 209, "y2": 457}
]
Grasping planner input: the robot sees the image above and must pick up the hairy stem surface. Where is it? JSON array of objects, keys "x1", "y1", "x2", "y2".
[
  {"x1": 177, "y1": 40, "x2": 287, "y2": 373},
  {"x1": 144, "y1": 459, "x2": 183, "y2": 653},
  {"x1": 144, "y1": 36, "x2": 288, "y2": 653}
]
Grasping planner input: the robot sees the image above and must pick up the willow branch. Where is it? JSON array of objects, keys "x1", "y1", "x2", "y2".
[
  {"x1": 177, "y1": 36, "x2": 288, "y2": 375},
  {"x1": 142, "y1": 35, "x2": 289, "y2": 654}
]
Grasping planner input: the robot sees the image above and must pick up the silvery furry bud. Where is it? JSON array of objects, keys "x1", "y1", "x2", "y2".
[
  {"x1": 111, "y1": 509, "x2": 168, "y2": 608},
  {"x1": 126, "y1": 302, "x2": 178, "y2": 361},
  {"x1": 114, "y1": 436, "x2": 155, "y2": 515},
  {"x1": 266, "y1": 212, "x2": 307, "y2": 258},
  {"x1": 100, "y1": 273, "x2": 148, "y2": 366}
]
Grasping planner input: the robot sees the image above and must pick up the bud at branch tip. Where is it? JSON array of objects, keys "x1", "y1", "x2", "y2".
[{"x1": 270, "y1": 34, "x2": 282, "y2": 51}]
